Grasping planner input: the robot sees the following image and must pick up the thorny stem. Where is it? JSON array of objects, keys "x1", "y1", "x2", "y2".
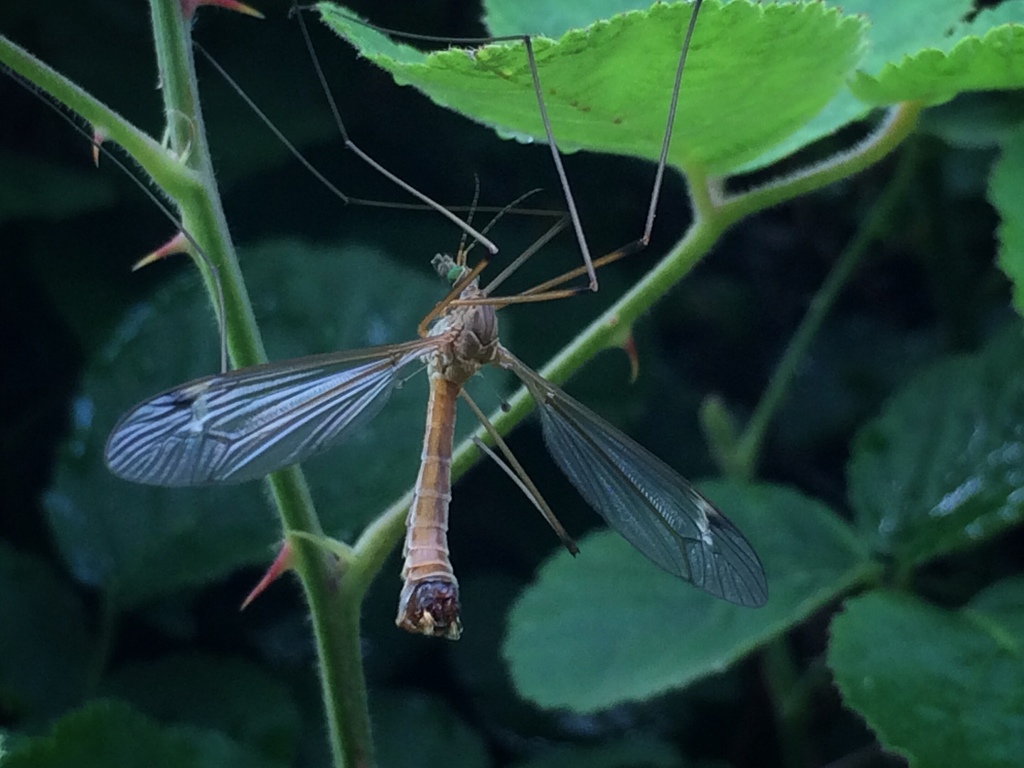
[
  {"x1": 2, "y1": 5, "x2": 371, "y2": 766},
  {"x1": 728, "y1": 142, "x2": 921, "y2": 480},
  {"x1": 147, "y1": 3, "x2": 372, "y2": 766}
]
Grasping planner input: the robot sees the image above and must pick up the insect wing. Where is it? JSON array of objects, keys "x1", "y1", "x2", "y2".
[
  {"x1": 105, "y1": 341, "x2": 432, "y2": 486},
  {"x1": 506, "y1": 356, "x2": 767, "y2": 607}
]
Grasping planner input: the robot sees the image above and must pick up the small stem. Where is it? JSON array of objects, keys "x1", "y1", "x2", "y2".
[
  {"x1": 732, "y1": 143, "x2": 921, "y2": 478},
  {"x1": 83, "y1": 591, "x2": 119, "y2": 697},
  {"x1": 717, "y1": 102, "x2": 922, "y2": 222},
  {"x1": 0, "y1": 34, "x2": 192, "y2": 202},
  {"x1": 763, "y1": 638, "x2": 809, "y2": 768}
]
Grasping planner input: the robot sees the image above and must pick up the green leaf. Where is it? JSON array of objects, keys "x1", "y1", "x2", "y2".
[
  {"x1": 509, "y1": 737, "x2": 686, "y2": 768},
  {"x1": 828, "y1": 584, "x2": 1024, "y2": 768},
  {"x1": 848, "y1": 324, "x2": 1024, "y2": 569},
  {"x1": 504, "y1": 481, "x2": 874, "y2": 711},
  {"x1": 371, "y1": 691, "x2": 490, "y2": 768},
  {"x1": 483, "y1": 0, "x2": 657, "y2": 39},
  {"x1": 318, "y1": 1, "x2": 866, "y2": 176},
  {"x1": 101, "y1": 655, "x2": 300, "y2": 765},
  {"x1": 0, "y1": 542, "x2": 91, "y2": 719},
  {"x1": 2, "y1": 699, "x2": 281, "y2": 768},
  {"x1": 43, "y1": 239, "x2": 453, "y2": 606},
  {"x1": 991, "y1": 124, "x2": 1024, "y2": 316},
  {"x1": 848, "y1": 0, "x2": 1024, "y2": 105}
]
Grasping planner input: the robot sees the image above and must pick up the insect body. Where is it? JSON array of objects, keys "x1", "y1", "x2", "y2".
[{"x1": 106, "y1": 247, "x2": 767, "y2": 639}]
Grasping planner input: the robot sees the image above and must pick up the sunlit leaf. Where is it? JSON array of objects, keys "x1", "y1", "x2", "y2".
[
  {"x1": 318, "y1": 0, "x2": 866, "y2": 175},
  {"x1": 848, "y1": 0, "x2": 1024, "y2": 105}
]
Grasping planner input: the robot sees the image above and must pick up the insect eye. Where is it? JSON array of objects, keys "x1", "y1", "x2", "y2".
[{"x1": 447, "y1": 265, "x2": 466, "y2": 284}]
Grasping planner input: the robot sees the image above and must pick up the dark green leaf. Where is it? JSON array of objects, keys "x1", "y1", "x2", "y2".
[
  {"x1": 318, "y1": 1, "x2": 866, "y2": 175},
  {"x1": 2, "y1": 699, "x2": 281, "y2": 768},
  {"x1": 509, "y1": 737, "x2": 686, "y2": 768},
  {"x1": 0, "y1": 542, "x2": 91, "y2": 719},
  {"x1": 371, "y1": 690, "x2": 490, "y2": 768},
  {"x1": 101, "y1": 655, "x2": 300, "y2": 764},
  {"x1": 44, "y1": 240, "x2": 452, "y2": 605},
  {"x1": 504, "y1": 481, "x2": 874, "y2": 711},
  {"x1": 828, "y1": 584, "x2": 1024, "y2": 768},
  {"x1": 848, "y1": 324, "x2": 1024, "y2": 569}
]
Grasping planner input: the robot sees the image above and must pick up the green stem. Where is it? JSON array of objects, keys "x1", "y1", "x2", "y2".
[
  {"x1": 716, "y1": 102, "x2": 923, "y2": 223},
  {"x1": 0, "y1": 35, "x2": 190, "y2": 201},
  {"x1": 148, "y1": 4, "x2": 374, "y2": 764},
  {"x1": 83, "y1": 592, "x2": 119, "y2": 697},
  {"x1": 731, "y1": 140, "x2": 921, "y2": 479},
  {"x1": 763, "y1": 638, "x2": 808, "y2": 768}
]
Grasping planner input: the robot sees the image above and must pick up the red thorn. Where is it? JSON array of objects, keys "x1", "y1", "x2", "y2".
[
  {"x1": 181, "y1": 0, "x2": 265, "y2": 21},
  {"x1": 90, "y1": 128, "x2": 108, "y2": 167},
  {"x1": 133, "y1": 232, "x2": 189, "y2": 271},
  {"x1": 241, "y1": 541, "x2": 295, "y2": 610},
  {"x1": 620, "y1": 332, "x2": 640, "y2": 383}
]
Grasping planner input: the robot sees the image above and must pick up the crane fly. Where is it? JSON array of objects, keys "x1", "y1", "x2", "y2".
[
  {"x1": 102, "y1": 0, "x2": 767, "y2": 638},
  {"x1": 105, "y1": 241, "x2": 768, "y2": 638}
]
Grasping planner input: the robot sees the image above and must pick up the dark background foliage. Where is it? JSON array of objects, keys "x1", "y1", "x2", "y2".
[{"x1": 0, "y1": 1, "x2": 1019, "y2": 766}]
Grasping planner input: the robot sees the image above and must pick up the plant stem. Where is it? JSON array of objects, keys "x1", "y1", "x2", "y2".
[
  {"x1": 148, "y1": 4, "x2": 376, "y2": 762},
  {"x1": 731, "y1": 141, "x2": 921, "y2": 479},
  {"x1": 82, "y1": 591, "x2": 118, "y2": 697}
]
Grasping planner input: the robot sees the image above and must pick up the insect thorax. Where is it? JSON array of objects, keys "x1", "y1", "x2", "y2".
[{"x1": 426, "y1": 253, "x2": 499, "y2": 384}]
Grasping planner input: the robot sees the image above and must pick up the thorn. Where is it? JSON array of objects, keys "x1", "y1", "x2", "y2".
[
  {"x1": 90, "y1": 127, "x2": 108, "y2": 167},
  {"x1": 133, "y1": 232, "x2": 188, "y2": 271},
  {"x1": 181, "y1": 0, "x2": 265, "y2": 21},
  {"x1": 241, "y1": 541, "x2": 294, "y2": 610},
  {"x1": 620, "y1": 332, "x2": 640, "y2": 383}
]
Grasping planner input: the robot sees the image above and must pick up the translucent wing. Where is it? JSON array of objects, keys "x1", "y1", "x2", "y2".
[
  {"x1": 503, "y1": 352, "x2": 767, "y2": 607},
  {"x1": 105, "y1": 339, "x2": 434, "y2": 486}
]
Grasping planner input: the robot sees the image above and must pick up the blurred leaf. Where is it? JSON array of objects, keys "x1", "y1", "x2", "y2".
[
  {"x1": 830, "y1": 0, "x2": 974, "y2": 76},
  {"x1": 319, "y1": 1, "x2": 866, "y2": 175},
  {"x1": 504, "y1": 481, "x2": 874, "y2": 711},
  {"x1": 371, "y1": 690, "x2": 490, "y2": 768},
  {"x1": 509, "y1": 737, "x2": 687, "y2": 768},
  {"x1": 2, "y1": 699, "x2": 281, "y2": 768},
  {"x1": 774, "y1": 317, "x2": 939, "y2": 456},
  {"x1": 828, "y1": 583, "x2": 1024, "y2": 768},
  {"x1": 0, "y1": 152, "x2": 116, "y2": 224},
  {"x1": 991, "y1": 124, "x2": 1024, "y2": 317},
  {"x1": 849, "y1": 0, "x2": 1024, "y2": 105},
  {"x1": 44, "y1": 239, "x2": 459, "y2": 606},
  {"x1": 101, "y1": 654, "x2": 300, "y2": 764},
  {"x1": 0, "y1": 542, "x2": 91, "y2": 719},
  {"x1": 922, "y1": 93, "x2": 1024, "y2": 150},
  {"x1": 848, "y1": 324, "x2": 1024, "y2": 569}
]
